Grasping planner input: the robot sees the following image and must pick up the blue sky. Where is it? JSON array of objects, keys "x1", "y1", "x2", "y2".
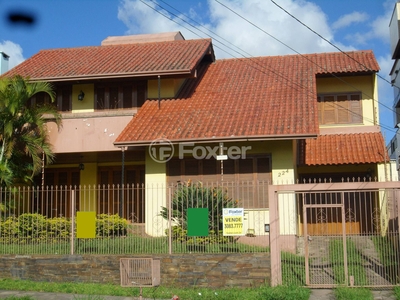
[{"x1": 1, "y1": 0, "x2": 398, "y2": 143}]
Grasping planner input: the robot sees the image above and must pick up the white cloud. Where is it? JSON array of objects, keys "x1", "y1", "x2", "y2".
[
  {"x1": 116, "y1": 0, "x2": 397, "y2": 140},
  {"x1": 370, "y1": 10, "x2": 392, "y2": 43},
  {"x1": 332, "y1": 12, "x2": 369, "y2": 31},
  {"x1": 118, "y1": 0, "x2": 351, "y2": 59},
  {"x1": 118, "y1": 0, "x2": 183, "y2": 35},
  {"x1": 339, "y1": 2, "x2": 392, "y2": 46},
  {"x1": 0, "y1": 40, "x2": 25, "y2": 70},
  {"x1": 377, "y1": 54, "x2": 394, "y2": 107}
]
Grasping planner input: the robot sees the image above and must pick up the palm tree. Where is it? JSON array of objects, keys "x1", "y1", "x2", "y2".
[{"x1": 0, "y1": 75, "x2": 62, "y2": 186}]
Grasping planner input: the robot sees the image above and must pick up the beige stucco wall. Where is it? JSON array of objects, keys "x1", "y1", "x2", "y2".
[
  {"x1": 316, "y1": 74, "x2": 378, "y2": 126},
  {"x1": 148, "y1": 78, "x2": 185, "y2": 98},
  {"x1": 72, "y1": 84, "x2": 95, "y2": 113},
  {"x1": 145, "y1": 139, "x2": 298, "y2": 236},
  {"x1": 78, "y1": 163, "x2": 98, "y2": 212},
  {"x1": 145, "y1": 150, "x2": 168, "y2": 236}
]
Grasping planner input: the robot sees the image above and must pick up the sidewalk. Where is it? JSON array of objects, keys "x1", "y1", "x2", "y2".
[
  {"x1": 0, "y1": 289, "x2": 396, "y2": 300},
  {"x1": 309, "y1": 289, "x2": 397, "y2": 300},
  {"x1": 0, "y1": 290, "x2": 167, "y2": 300}
]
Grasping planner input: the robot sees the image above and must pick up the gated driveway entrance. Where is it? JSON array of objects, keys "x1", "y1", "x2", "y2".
[{"x1": 269, "y1": 181, "x2": 400, "y2": 288}]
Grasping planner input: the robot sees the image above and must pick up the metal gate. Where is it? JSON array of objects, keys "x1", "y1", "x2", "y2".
[
  {"x1": 303, "y1": 198, "x2": 347, "y2": 287},
  {"x1": 269, "y1": 181, "x2": 400, "y2": 288}
]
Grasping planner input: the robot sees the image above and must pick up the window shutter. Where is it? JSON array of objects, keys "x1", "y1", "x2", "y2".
[
  {"x1": 109, "y1": 87, "x2": 119, "y2": 109},
  {"x1": 350, "y1": 94, "x2": 362, "y2": 123},
  {"x1": 336, "y1": 95, "x2": 349, "y2": 123},
  {"x1": 322, "y1": 96, "x2": 335, "y2": 124},
  {"x1": 202, "y1": 159, "x2": 219, "y2": 183},
  {"x1": 167, "y1": 159, "x2": 182, "y2": 184},
  {"x1": 318, "y1": 93, "x2": 362, "y2": 125},
  {"x1": 123, "y1": 86, "x2": 133, "y2": 108}
]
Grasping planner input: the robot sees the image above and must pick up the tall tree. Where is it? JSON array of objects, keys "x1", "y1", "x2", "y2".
[{"x1": 0, "y1": 75, "x2": 62, "y2": 186}]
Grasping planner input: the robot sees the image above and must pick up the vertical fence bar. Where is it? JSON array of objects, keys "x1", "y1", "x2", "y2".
[
  {"x1": 303, "y1": 194, "x2": 309, "y2": 286},
  {"x1": 341, "y1": 192, "x2": 348, "y2": 286},
  {"x1": 269, "y1": 185, "x2": 281, "y2": 286},
  {"x1": 168, "y1": 186, "x2": 172, "y2": 255},
  {"x1": 70, "y1": 189, "x2": 75, "y2": 255}
]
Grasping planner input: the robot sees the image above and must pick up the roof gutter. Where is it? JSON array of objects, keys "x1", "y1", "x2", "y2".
[
  {"x1": 114, "y1": 133, "x2": 319, "y2": 148},
  {"x1": 28, "y1": 69, "x2": 194, "y2": 82}
]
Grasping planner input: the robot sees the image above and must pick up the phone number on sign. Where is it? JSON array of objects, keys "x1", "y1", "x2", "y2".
[{"x1": 224, "y1": 223, "x2": 243, "y2": 229}]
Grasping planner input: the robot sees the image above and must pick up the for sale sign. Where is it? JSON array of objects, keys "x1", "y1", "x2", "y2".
[{"x1": 222, "y1": 208, "x2": 244, "y2": 236}]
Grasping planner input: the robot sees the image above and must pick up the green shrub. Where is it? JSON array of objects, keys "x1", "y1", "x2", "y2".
[
  {"x1": 17, "y1": 213, "x2": 48, "y2": 238},
  {"x1": 0, "y1": 216, "x2": 18, "y2": 243},
  {"x1": 0, "y1": 213, "x2": 128, "y2": 243},
  {"x1": 166, "y1": 226, "x2": 234, "y2": 246},
  {"x1": 160, "y1": 181, "x2": 237, "y2": 231},
  {"x1": 47, "y1": 217, "x2": 71, "y2": 240},
  {"x1": 96, "y1": 214, "x2": 127, "y2": 237}
]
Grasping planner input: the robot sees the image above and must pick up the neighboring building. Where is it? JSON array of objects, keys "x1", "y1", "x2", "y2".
[
  {"x1": 0, "y1": 52, "x2": 9, "y2": 74},
  {"x1": 2, "y1": 32, "x2": 394, "y2": 236},
  {"x1": 389, "y1": 1, "x2": 400, "y2": 178}
]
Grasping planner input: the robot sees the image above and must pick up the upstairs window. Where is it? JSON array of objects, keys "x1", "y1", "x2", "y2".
[
  {"x1": 95, "y1": 81, "x2": 147, "y2": 110},
  {"x1": 318, "y1": 93, "x2": 362, "y2": 125},
  {"x1": 27, "y1": 92, "x2": 52, "y2": 108}
]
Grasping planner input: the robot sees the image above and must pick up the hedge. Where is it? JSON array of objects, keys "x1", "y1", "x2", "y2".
[{"x1": 0, "y1": 213, "x2": 127, "y2": 243}]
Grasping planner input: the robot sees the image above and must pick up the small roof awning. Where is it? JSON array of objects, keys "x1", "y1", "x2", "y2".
[{"x1": 298, "y1": 132, "x2": 387, "y2": 166}]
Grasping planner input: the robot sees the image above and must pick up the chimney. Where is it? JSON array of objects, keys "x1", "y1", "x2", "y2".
[{"x1": 0, "y1": 52, "x2": 10, "y2": 74}]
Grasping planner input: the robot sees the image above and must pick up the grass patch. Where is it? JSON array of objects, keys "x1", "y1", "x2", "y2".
[
  {"x1": 329, "y1": 239, "x2": 368, "y2": 285},
  {"x1": 4, "y1": 297, "x2": 35, "y2": 300},
  {"x1": 281, "y1": 251, "x2": 306, "y2": 286},
  {"x1": 334, "y1": 287, "x2": 373, "y2": 300},
  {"x1": 372, "y1": 235, "x2": 400, "y2": 284},
  {"x1": 260, "y1": 285, "x2": 310, "y2": 300},
  {"x1": 0, "y1": 236, "x2": 268, "y2": 255},
  {"x1": 0, "y1": 279, "x2": 309, "y2": 300},
  {"x1": 394, "y1": 286, "x2": 400, "y2": 300}
]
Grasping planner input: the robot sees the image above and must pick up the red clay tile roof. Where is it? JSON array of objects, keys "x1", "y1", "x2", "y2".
[
  {"x1": 115, "y1": 50, "x2": 380, "y2": 145},
  {"x1": 298, "y1": 132, "x2": 387, "y2": 166},
  {"x1": 3, "y1": 39, "x2": 213, "y2": 81}
]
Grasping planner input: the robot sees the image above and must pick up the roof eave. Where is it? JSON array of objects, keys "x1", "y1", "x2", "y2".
[
  {"x1": 27, "y1": 69, "x2": 194, "y2": 82},
  {"x1": 114, "y1": 133, "x2": 319, "y2": 148}
]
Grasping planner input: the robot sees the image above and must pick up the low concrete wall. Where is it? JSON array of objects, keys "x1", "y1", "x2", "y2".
[{"x1": 0, "y1": 253, "x2": 270, "y2": 288}]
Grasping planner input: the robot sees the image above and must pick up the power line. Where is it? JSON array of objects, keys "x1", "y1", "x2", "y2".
[
  {"x1": 142, "y1": 0, "x2": 324, "y2": 101},
  {"x1": 214, "y1": 0, "x2": 394, "y2": 114},
  {"x1": 139, "y1": 0, "x2": 395, "y2": 134},
  {"x1": 213, "y1": 0, "x2": 396, "y2": 134},
  {"x1": 270, "y1": 0, "x2": 397, "y2": 90}
]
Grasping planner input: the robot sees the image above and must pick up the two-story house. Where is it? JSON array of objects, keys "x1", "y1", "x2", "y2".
[{"x1": 2, "y1": 32, "x2": 392, "y2": 238}]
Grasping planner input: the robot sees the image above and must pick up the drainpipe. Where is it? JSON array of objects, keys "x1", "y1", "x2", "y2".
[{"x1": 158, "y1": 75, "x2": 161, "y2": 109}]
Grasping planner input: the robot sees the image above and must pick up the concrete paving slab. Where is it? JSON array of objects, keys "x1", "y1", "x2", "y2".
[
  {"x1": 309, "y1": 288, "x2": 397, "y2": 300},
  {"x1": 0, "y1": 290, "x2": 166, "y2": 300}
]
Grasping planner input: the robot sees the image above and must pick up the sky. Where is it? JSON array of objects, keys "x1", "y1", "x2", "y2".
[{"x1": 1, "y1": 0, "x2": 398, "y2": 143}]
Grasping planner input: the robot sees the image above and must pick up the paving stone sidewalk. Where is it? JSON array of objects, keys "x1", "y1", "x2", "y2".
[
  {"x1": 0, "y1": 290, "x2": 168, "y2": 300},
  {"x1": 309, "y1": 289, "x2": 397, "y2": 300},
  {"x1": 0, "y1": 289, "x2": 397, "y2": 300}
]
